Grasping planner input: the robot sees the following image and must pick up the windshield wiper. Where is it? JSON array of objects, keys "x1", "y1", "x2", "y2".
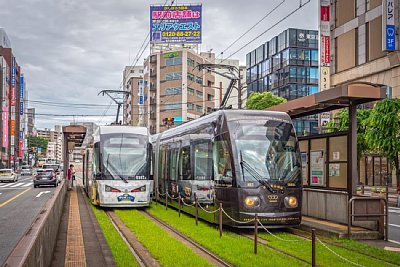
[
  {"x1": 240, "y1": 151, "x2": 276, "y2": 193},
  {"x1": 105, "y1": 155, "x2": 128, "y2": 183}
]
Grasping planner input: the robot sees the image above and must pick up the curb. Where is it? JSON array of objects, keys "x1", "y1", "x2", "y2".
[{"x1": 2, "y1": 180, "x2": 67, "y2": 267}]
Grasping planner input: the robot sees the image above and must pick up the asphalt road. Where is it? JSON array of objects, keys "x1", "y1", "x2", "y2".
[
  {"x1": 0, "y1": 175, "x2": 57, "y2": 266},
  {"x1": 389, "y1": 207, "x2": 400, "y2": 245}
]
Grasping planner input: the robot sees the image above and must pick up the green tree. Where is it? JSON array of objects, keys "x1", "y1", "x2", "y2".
[
  {"x1": 366, "y1": 99, "x2": 400, "y2": 186},
  {"x1": 245, "y1": 91, "x2": 287, "y2": 110},
  {"x1": 27, "y1": 135, "x2": 48, "y2": 154}
]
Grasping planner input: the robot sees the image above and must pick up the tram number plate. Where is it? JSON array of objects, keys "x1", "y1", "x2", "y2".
[{"x1": 117, "y1": 194, "x2": 135, "y2": 202}]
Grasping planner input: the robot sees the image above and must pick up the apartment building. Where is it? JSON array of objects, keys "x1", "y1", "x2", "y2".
[
  {"x1": 143, "y1": 48, "x2": 215, "y2": 134},
  {"x1": 123, "y1": 66, "x2": 144, "y2": 126}
]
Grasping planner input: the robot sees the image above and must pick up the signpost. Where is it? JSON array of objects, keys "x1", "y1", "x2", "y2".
[{"x1": 383, "y1": 0, "x2": 396, "y2": 51}]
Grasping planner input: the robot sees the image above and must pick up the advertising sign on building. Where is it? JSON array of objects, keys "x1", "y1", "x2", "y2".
[
  {"x1": 139, "y1": 79, "x2": 144, "y2": 105},
  {"x1": 319, "y1": 0, "x2": 330, "y2": 91},
  {"x1": 150, "y1": 4, "x2": 202, "y2": 43},
  {"x1": 310, "y1": 150, "x2": 325, "y2": 186},
  {"x1": 2, "y1": 106, "x2": 8, "y2": 148},
  {"x1": 383, "y1": 0, "x2": 396, "y2": 51}
]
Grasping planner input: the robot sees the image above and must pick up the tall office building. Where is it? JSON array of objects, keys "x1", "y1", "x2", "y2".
[
  {"x1": 143, "y1": 48, "x2": 215, "y2": 134},
  {"x1": 246, "y1": 28, "x2": 319, "y2": 135},
  {"x1": 123, "y1": 66, "x2": 144, "y2": 126}
]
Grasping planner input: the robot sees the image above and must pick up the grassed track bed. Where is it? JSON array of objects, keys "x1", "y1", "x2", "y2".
[
  {"x1": 147, "y1": 203, "x2": 400, "y2": 267},
  {"x1": 115, "y1": 209, "x2": 214, "y2": 267},
  {"x1": 90, "y1": 205, "x2": 140, "y2": 267},
  {"x1": 145, "y1": 204, "x2": 308, "y2": 267}
]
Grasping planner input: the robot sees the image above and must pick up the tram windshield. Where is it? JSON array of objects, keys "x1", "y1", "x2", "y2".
[
  {"x1": 232, "y1": 119, "x2": 300, "y2": 184},
  {"x1": 101, "y1": 133, "x2": 148, "y2": 181}
]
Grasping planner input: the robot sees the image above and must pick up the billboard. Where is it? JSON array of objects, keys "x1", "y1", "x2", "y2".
[
  {"x1": 319, "y1": 0, "x2": 330, "y2": 91},
  {"x1": 150, "y1": 4, "x2": 202, "y2": 43},
  {"x1": 20, "y1": 75, "x2": 24, "y2": 115}
]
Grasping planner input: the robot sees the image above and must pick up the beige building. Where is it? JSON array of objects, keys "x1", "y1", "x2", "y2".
[
  {"x1": 331, "y1": 0, "x2": 398, "y2": 97},
  {"x1": 143, "y1": 48, "x2": 215, "y2": 134},
  {"x1": 123, "y1": 66, "x2": 144, "y2": 126}
]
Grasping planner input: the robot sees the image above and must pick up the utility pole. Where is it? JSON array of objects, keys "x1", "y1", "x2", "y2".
[
  {"x1": 98, "y1": 90, "x2": 131, "y2": 125},
  {"x1": 238, "y1": 68, "x2": 242, "y2": 109}
]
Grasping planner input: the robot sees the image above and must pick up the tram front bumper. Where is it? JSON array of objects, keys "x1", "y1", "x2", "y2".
[{"x1": 237, "y1": 211, "x2": 301, "y2": 228}]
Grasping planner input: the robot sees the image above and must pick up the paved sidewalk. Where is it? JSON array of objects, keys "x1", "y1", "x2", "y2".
[{"x1": 51, "y1": 183, "x2": 116, "y2": 267}]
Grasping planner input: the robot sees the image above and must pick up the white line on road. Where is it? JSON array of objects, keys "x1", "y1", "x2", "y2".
[
  {"x1": 36, "y1": 191, "x2": 50, "y2": 198},
  {"x1": 0, "y1": 183, "x2": 14, "y2": 187},
  {"x1": 389, "y1": 223, "x2": 400, "y2": 228},
  {"x1": 10, "y1": 183, "x2": 25, "y2": 188},
  {"x1": 22, "y1": 182, "x2": 33, "y2": 187},
  {"x1": 389, "y1": 209, "x2": 400, "y2": 214},
  {"x1": 390, "y1": 207, "x2": 400, "y2": 210}
]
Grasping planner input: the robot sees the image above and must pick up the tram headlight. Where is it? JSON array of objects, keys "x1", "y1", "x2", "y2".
[
  {"x1": 284, "y1": 196, "x2": 298, "y2": 208},
  {"x1": 244, "y1": 196, "x2": 260, "y2": 208}
]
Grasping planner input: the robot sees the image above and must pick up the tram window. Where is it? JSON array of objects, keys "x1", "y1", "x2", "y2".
[
  {"x1": 194, "y1": 142, "x2": 212, "y2": 180},
  {"x1": 213, "y1": 139, "x2": 233, "y2": 186},
  {"x1": 169, "y1": 149, "x2": 178, "y2": 181},
  {"x1": 179, "y1": 146, "x2": 192, "y2": 180},
  {"x1": 159, "y1": 146, "x2": 167, "y2": 180},
  {"x1": 92, "y1": 142, "x2": 100, "y2": 177}
]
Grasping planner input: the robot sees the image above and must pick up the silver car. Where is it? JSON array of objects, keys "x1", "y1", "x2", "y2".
[
  {"x1": 20, "y1": 165, "x2": 33, "y2": 176},
  {"x1": 0, "y1": 169, "x2": 18, "y2": 182}
]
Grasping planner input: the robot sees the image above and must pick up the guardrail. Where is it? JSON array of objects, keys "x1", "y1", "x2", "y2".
[{"x1": 3, "y1": 180, "x2": 67, "y2": 267}]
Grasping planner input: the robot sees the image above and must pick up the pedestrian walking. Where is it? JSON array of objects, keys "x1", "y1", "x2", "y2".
[{"x1": 67, "y1": 164, "x2": 75, "y2": 190}]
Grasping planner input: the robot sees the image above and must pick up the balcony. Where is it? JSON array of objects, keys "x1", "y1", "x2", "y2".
[
  {"x1": 150, "y1": 83, "x2": 156, "y2": 92},
  {"x1": 150, "y1": 97, "x2": 156, "y2": 105},
  {"x1": 150, "y1": 112, "x2": 156, "y2": 120},
  {"x1": 150, "y1": 55, "x2": 157, "y2": 63},
  {"x1": 150, "y1": 69, "x2": 156, "y2": 77}
]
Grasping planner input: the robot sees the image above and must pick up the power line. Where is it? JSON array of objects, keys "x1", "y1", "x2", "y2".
[
  {"x1": 223, "y1": 0, "x2": 312, "y2": 62},
  {"x1": 217, "y1": 0, "x2": 286, "y2": 60}
]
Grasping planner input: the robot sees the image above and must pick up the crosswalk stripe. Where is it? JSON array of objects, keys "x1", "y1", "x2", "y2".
[
  {"x1": 22, "y1": 182, "x2": 33, "y2": 187},
  {"x1": 10, "y1": 183, "x2": 25, "y2": 188},
  {"x1": 0, "y1": 183, "x2": 15, "y2": 187}
]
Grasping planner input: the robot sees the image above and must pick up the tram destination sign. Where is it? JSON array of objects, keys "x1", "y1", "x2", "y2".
[{"x1": 150, "y1": 4, "x2": 202, "y2": 43}]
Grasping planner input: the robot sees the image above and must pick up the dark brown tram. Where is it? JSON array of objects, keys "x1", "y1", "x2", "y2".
[{"x1": 152, "y1": 110, "x2": 302, "y2": 228}]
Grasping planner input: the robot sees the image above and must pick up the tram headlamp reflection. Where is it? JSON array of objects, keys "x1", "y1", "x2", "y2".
[
  {"x1": 284, "y1": 196, "x2": 298, "y2": 208},
  {"x1": 244, "y1": 196, "x2": 260, "y2": 207}
]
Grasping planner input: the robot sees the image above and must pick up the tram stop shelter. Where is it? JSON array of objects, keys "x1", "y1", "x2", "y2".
[
  {"x1": 267, "y1": 83, "x2": 388, "y2": 230},
  {"x1": 62, "y1": 125, "x2": 87, "y2": 179}
]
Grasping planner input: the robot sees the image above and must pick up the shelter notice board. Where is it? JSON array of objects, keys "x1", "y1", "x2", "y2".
[{"x1": 310, "y1": 150, "x2": 325, "y2": 186}]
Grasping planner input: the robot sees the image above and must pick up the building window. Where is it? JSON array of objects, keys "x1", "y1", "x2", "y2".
[
  {"x1": 207, "y1": 107, "x2": 213, "y2": 113},
  {"x1": 164, "y1": 103, "x2": 182, "y2": 110},
  {"x1": 207, "y1": 94, "x2": 213, "y2": 101},
  {"x1": 196, "y1": 76, "x2": 203, "y2": 85},
  {"x1": 187, "y1": 103, "x2": 194, "y2": 110},
  {"x1": 195, "y1": 90, "x2": 203, "y2": 99},
  {"x1": 188, "y1": 88, "x2": 195, "y2": 95},
  {"x1": 187, "y1": 58, "x2": 195, "y2": 67},
  {"x1": 165, "y1": 87, "x2": 182, "y2": 95},
  {"x1": 166, "y1": 72, "x2": 182, "y2": 80},
  {"x1": 165, "y1": 57, "x2": 182, "y2": 66},
  {"x1": 187, "y1": 73, "x2": 195, "y2": 81},
  {"x1": 195, "y1": 105, "x2": 203, "y2": 113}
]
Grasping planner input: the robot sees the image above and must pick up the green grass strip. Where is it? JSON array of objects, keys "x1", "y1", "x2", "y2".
[
  {"x1": 257, "y1": 231, "x2": 396, "y2": 267},
  {"x1": 90, "y1": 205, "x2": 140, "y2": 267},
  {"x1": 146, "y1": 204, "x2": 308, "y2": 267},
  {"x1": 115, "y1": 209, "x2": 214, "y2": 267}
]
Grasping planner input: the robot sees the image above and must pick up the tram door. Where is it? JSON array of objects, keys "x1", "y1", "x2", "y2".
[
  {"x1": 159, "y1": 145, "x2": 168, "y2": 196},
  {"x1": 168, "y1": 146, "x2": 179, "y2": 197}
]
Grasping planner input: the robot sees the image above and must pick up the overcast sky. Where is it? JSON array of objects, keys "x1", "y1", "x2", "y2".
[{"x1": 0, "y1": 0, "x2": 318, "y2": 129}]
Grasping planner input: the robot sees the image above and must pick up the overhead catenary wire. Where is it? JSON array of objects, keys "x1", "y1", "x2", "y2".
[
  {"x1": 222, "y1": 0, "x2": 312, "y2": 63},
  {"x1": 217, "y1": 0, "x2": 286, "y2": 60}
]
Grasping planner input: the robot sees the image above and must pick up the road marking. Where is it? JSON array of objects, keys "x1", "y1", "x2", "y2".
[
  {"x1": 0, "y1": 188, "x2": 31, "y2": 208},
  {"x1": 36, "y1": 191, "x2": 51, "y2": 198},
  {"x1": 10, "y1": 183, "x2": 25, "y2": 188},
  {"x1": 390, "y1": 207, "x2": 400, "y2": 210},
  {"x1": 0, "y1": 183, "x2": 14, "y2": 187},
  {"x1": 389, "y1": 209, "x2": 400, "y2": 214},
  {"x1": 22, "y1": 182, "x2": 33, "y2": 187},
  {"x1": 389, "y1": 223, "x2": 400, "y2": 228},
  {"x1": 389, "y1": 239, "x2": 400, "y2": 245}
]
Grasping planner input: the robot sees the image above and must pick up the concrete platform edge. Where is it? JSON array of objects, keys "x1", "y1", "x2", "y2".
[{"x1": 2, "y1": 180, "x2": 67, "y2": 267}]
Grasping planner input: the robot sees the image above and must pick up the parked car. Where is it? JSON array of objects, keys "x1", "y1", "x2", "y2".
[
  {"x1": 0, "y1": 169, "x2": 18, "y2": 183},
  {"x1": 20, "y1": 165, "x2": 33, "y2": 176},
  {"x1": 33, "y1": 169, "x2": 57, "y2": 188}
]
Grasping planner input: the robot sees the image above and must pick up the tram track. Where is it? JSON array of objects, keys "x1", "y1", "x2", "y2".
[
  {"x1": 106, "y1": 210, "x2": 161, "y2": 267},
  {"x1": 141, "y1": 210, "x2": 234, "y2": 267}
]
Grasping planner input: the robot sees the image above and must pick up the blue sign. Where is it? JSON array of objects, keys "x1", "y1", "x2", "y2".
[
  {"x1": 386, "y1": 25, "x2": 395, "y2": 51},
  {"x1": 139, "y1": 80, "x2": 144, "y2": 105},
  {"x1": 11, "y1": 57, "x2": 15, "y2": 86},
  {"x1": 20, "y1": 75, "x2": 24, "y2": 99},
  {"x1": 174, "y1": 116, "x2": 183, "y2": 125},
  {"x1": 19, "y1": 131, "x2": 23, "y2": 139},
  {"x1": 150, "y1": 5, "x2": 202, "y2": 43},
  {"x1": 20, "y1": 102, "x2": 23, "y2": 115},
  {"x1": 117, "y1": 194, "x2": 135, "y2": 202},
  {"x1": 139, "y1": 96, "x2": 144, "y2": 105}
]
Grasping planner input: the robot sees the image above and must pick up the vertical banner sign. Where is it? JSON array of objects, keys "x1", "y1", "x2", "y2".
[
  {"x1": 319, "y1": 0, "x2": 330, "y2": 91},
  {"x1": 383, "y1": 0, "x2": 396, "y2": 51},
  {"x1": 20, "y1": 75, "x2": 24, "y2": 115},
  {"x1": 2, "y1": 106, "x2": 8, "y2": 148},
  {"x1": 11, "y1": 57, "x2": 16, "y2": 159},
  {"x1": 310, "y1": 150, "x2": 325, "y2": 186},
  {"x1": 139, "y1": 79, "x2": 144, "y2": 105},
  {"x1": 150, "y1": 4, "x2": 202, "y2": 43}
]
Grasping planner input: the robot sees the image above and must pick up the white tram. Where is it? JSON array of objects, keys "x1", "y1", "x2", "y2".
[{"x1": 83, "y1": 126, "x2": 153, "y2": 207}]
